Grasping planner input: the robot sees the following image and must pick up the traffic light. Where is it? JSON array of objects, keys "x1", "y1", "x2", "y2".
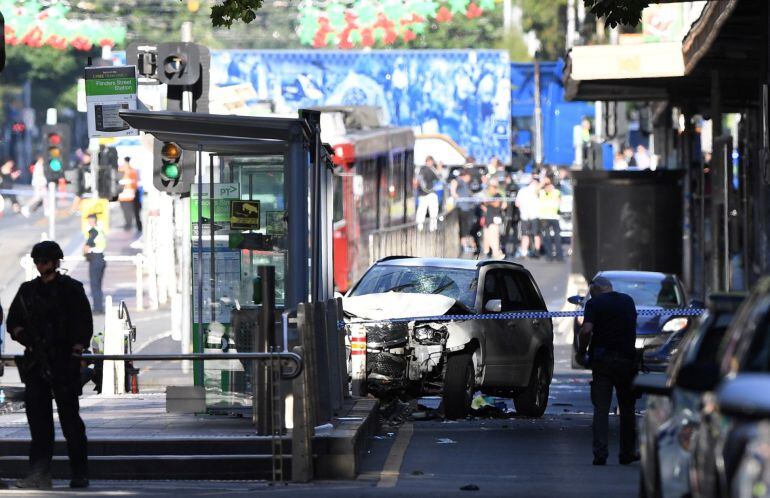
[
  {"x1": 156, "y1": 42, "x2": 201, "y2": 86},
  {"x1": 42, "y1": 124, "x2": 70, "y2": 183},
  {"x1": 97, "y1": 146, "x2": 121, "y2": 200},
  {"x1": 153, "y1": 140, "x2": 192, "y2": 195}
]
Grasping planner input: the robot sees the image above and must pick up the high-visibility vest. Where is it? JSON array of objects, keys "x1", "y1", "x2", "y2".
[
  {"x1": 89, "y1": 226, "x2": 107, "y2": 254},
  {"x1": 538, "y1": 189, "x2": 561, "y2": 220}
]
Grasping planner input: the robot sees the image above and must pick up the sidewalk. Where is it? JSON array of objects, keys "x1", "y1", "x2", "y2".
[{"x1": 0, "y1": 394, "x2": 379, "y2": 481}]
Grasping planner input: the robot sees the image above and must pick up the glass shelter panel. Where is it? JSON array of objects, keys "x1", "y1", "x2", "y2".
[{"x1": 195, "y1": 154, "x2": 288, "y2": 411}]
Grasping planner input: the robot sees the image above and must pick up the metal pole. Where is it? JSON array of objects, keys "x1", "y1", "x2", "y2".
[
  {"x1": 723, "y1": 141, "x2": 730, "y2": 289},
  {"x1": 195, "y1": 145, "x2": 204, "y2": 385},
  {"x1": 255, "y1": 265, "x2": 276, "y2": 435},
  {"x1": 209, "y1": 155, "x2": 216, "y2": 321},
  {"x1": 566, "y1": 0, "x2": 576, "y2": 50},
  {"x1": 47, "y1": 182, "x2": 56, "y2": 240},
  {"x1": 533, "y1": 58, "x2": 544, "y2": 167},
  {"x1": 135, "y1": 254, "x2": 143, "y2": 311}
]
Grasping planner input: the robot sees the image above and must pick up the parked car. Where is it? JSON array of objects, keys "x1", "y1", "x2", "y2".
[
  {"x1": 690, "y1": 277, "x2": 770, "y2": 498},
  {"x1": 344, "y1": 257, "x2": 554, "y2": 419},
  {"x1": 568, "y1": 270, "x2": 695, "y2": 371},
  {"x1": 731, "y1": 417, "x2": 770, "y2": 498},
  {"x1": 635, "y1": 293, "x2": 745, "y2": 498},
  {"x1": 717, "y1": 376, "x2": 770, "y2": 498}
]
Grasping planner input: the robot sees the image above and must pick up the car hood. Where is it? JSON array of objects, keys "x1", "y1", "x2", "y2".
[{"x1": 343, "y1": 293, "x2": 457, "y2": 320}]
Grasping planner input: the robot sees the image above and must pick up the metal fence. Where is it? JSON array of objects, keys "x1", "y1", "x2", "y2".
[{"x1": 368, "y1": 208, "x2": 460, "y2": 265}]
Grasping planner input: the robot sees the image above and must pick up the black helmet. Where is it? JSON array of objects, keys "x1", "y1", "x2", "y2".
[{"x1": 31, "y1": 241, "x2": 64, "y2": 262}]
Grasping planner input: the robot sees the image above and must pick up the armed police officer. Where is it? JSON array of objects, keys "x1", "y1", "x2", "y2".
[
  {"x1": 577, "y1": 276, "x2": 639, "y2": 466},
  {"x1": 7, "y1": 241, "x2": 93, "y2": 489}
]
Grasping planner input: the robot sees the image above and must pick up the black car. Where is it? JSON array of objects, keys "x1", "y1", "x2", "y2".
[{"x1": 568, "y1": 270, "x2": 696, "y2": 371}]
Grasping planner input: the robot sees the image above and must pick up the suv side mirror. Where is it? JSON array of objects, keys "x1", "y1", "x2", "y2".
[
  {"x1": 717, "y1": 374, "x2": 770, "y2": 418},
  {"x1": 567, "y1": 295, "x2": 583, "y2": 306},
  {"x1": 485, "y1": 299, "x2": 502, "y2": 313},
  {"x1": 676, "y1": 363, "x2": 721, "y2": 392}
]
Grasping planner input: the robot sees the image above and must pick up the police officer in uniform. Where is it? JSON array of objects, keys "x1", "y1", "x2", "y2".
[
  {"x1": 83, "y1": 213, "x2": 107, "y2": 314},
  {"x1": 578, "y1": 276, "x2": 639, "y2": 466},
  {"x1": 7, "y1": 241, "x2": 93, "y2": 489}
]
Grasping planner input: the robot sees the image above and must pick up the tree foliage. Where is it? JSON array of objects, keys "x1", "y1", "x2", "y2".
[
  {"x1": 518, "y1": 0, "x2": 567, "y2": 60},
  {"x1": 582, "y1": 0, "x2": 648, "y2": 28}
]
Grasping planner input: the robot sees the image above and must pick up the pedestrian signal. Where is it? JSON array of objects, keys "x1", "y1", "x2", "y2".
[{"x1": 42, "y1": 124, "x2": 70, "y2": 183}]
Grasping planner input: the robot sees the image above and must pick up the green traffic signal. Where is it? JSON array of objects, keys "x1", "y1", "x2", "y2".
[
  {"x1": 49, "y1": 158, "x2": 62, "y2": 172},
  {"x1": 161, "y1": 162, "x2": 180, "y2": 180}
]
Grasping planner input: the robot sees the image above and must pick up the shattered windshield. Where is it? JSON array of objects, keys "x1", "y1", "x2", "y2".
[{"x1": 351, "y1": 265, "x2": 478, "y2": 310}]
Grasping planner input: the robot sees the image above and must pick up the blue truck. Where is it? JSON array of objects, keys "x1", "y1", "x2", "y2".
[{"x1": 510, "y1": 59, "x2": 595, "y2": 170}]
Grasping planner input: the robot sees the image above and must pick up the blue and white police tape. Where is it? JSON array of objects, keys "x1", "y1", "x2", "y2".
[{"x1": 340, "y1": 307, "x2": 707, "y2": 330}]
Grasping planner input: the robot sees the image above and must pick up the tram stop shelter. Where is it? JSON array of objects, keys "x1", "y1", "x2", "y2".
[{"x1": 119, "y1": 109, "x2": 337, "y2": 406}]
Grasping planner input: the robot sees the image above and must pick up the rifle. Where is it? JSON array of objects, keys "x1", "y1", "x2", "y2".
[{"x1": 15, "y1": 290, "x2": 54, "y2": 384}]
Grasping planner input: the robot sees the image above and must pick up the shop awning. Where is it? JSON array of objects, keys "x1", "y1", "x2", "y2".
[{"x1": 564, "y1": 0, "x2": 757, "y2": 110}]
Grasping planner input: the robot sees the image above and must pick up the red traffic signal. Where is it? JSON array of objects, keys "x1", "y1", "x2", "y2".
[{"x1": 47, "y1": 133, "x2": 62, "y2": 146}]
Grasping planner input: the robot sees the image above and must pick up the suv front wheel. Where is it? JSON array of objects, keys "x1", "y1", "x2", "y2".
[{"x1": 443, "y1": 352, "x2": 475, "y2": 419}]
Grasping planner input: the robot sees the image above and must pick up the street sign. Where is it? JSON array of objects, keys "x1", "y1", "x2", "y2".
[
  {"x1": 230, "y1": 200, "x2": 260, "y2": 230},
  {"x1": 191, "y1": 183, "x2": 239, "y2": 222},
  {"x1": 85, "y1": 65, "x2": 139, "y2": 138}
]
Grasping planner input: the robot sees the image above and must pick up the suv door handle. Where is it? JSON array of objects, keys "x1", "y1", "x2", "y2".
[{"x1": 532, "y1": 320, "x2": 541, "y2": 328}]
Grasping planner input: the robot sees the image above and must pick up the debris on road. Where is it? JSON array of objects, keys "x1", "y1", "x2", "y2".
[{"x1": 460, "y1": 484, "x2": 480, "y2": 491}]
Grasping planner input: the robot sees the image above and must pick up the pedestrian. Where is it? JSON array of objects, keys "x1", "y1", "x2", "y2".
[
  {"x1": 516, "y1": 176, "x2": 541, "y2": 258},
  {"x1": 577, "y1": 276, "x2": 639, "y2": 466},
  {"x1": 623, "y1": 145, "x2": 637, "y2": 168},
  {"x1": 0, "y1": 302, "x2": 5, "y2": 491},
  {"x1": 635, "y1": 144, "x2": 651, "y2": 169},
  {"x1": 21, "y1": 157, "x2": 48, "y2": 218},
  {"x1": 481, "y1": 179, "x2": 506, "y2": 259},
  {"x1": 0, "y1": 159, "x2": 22, "y2": 214},
  {"x1": 434, "y1": 160, "x2": 447, "y2": 211},
  {"x1": 537, "y1": 175, "x2": 563, "y2": 261},
  {"x1": 83, "y1": 214, "x2": 107, "y2": 314},
  {"x1": 415, "y1": 156, "x2": 440, "y2": 232},
  {"x1": 6, "y1": 241, "x2": 92, "y2": 489},
  {"x1": 450, "y1": 168, "x2": 477, "y2": 255},
  {"x1": 613, "y1": 152, "x2": 628, "y2": 170},
  {"x1": 118, "y1": 157, "x2": 142, "y2": 232}
]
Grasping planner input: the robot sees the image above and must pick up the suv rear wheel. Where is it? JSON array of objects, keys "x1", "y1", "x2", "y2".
[
  {"x1": 514, "y1": 355, "x2": 550, "y2": 417},
  {"x1": 443, "y1": 352, "x2": 475, "y2": 419}
]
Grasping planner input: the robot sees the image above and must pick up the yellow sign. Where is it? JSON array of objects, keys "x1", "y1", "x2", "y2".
[
  {"x1": 80, "y1": 198, "x2": 110, "y2": 235},
  {"x1": 230, "y1": 200, "x2": 260, "y2": 230}
]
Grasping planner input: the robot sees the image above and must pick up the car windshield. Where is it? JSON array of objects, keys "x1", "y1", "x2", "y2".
[
  {"x1": 350, "y1": 265, "x2": 478, "y2": 310},
  {"x1": 607, "y1": 277, "x2": 683, "y2": 307}
]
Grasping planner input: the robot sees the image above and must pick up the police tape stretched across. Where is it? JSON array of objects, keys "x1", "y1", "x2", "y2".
[{"x1": 339, "y1": 306, "x2": 706, "y2": 330}]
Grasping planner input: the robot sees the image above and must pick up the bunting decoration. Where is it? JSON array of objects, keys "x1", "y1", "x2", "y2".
[
  {"x1": 2, "y1": 0, "x2": 126, "y2": 51},
  {"x1": 298, "y1": 0, "x2": 494, "y2": 49}
]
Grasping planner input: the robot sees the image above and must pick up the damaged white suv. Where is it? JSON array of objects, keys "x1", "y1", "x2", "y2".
[{"x1": 344, "y1": 257, "x2": 554, "y2": 418}]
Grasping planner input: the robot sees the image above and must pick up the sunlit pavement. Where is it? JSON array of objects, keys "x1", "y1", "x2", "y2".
[{"x1": 0, "y1": 346, "x2": 638, "y2": 497}]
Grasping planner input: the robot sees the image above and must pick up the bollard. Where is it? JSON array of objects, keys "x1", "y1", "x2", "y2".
[
  {"x1": 349, "y1": 324, "x2": 366, "y2": 397},
  {"x1": 253, "y1": 265, "x2": 276, "y2": 435},
  {"x1": 135, "y1": 254, "x2": 144, "y2": 311}
]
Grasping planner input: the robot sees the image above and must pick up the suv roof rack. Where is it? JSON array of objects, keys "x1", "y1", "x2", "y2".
[
  {"x1": 476, "y1": 260, "x2": 524, "y2": 268},
  {"x1": 377, "y1": 255, "x2": 415, "y2": 263}
]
